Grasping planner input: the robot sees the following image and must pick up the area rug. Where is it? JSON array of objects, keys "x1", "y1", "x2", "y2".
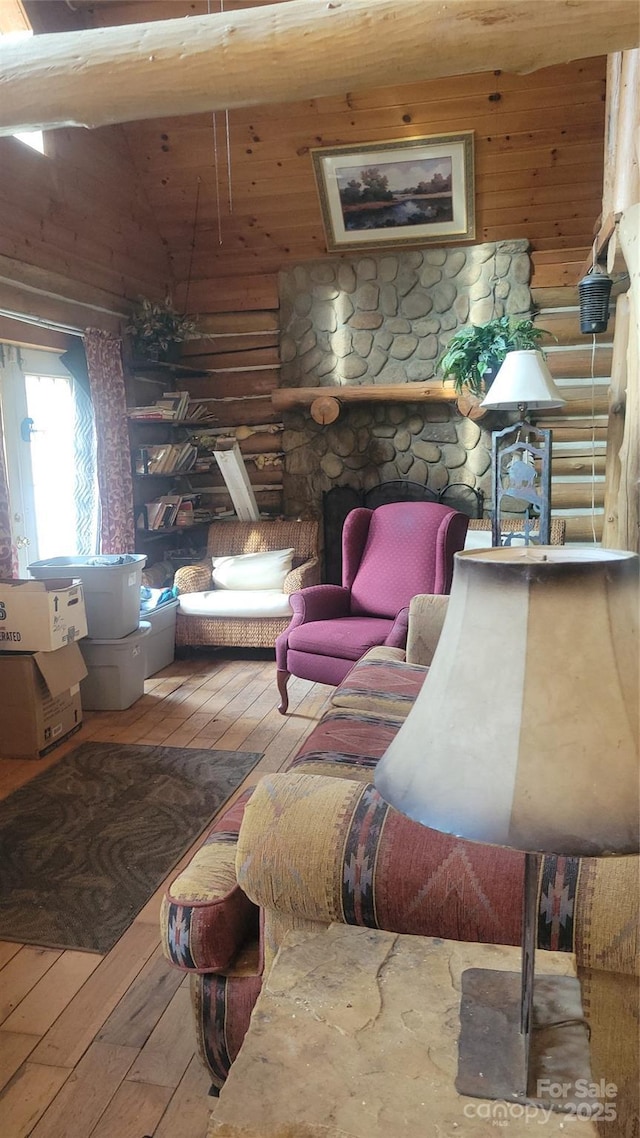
[{"x1": 0, "y1": 741, "x2": 262, "y2": 954}]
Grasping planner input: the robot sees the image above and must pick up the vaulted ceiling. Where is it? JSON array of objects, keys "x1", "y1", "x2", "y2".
[{"x1": 16, "y1": 0, "x2": 617, "y2": 289}]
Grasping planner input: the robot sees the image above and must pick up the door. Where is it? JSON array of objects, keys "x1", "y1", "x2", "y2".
[
  {"x1": 0, "y1": 346, "x2": 38, "y2": 575},
  {"x1": 0, "y1": 345, "x2": 97, "y2": 576}
]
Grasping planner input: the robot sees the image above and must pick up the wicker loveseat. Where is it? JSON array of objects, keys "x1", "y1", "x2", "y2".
[{"x1": 174, "y1": 518, "x2": 320, "y2": 649}]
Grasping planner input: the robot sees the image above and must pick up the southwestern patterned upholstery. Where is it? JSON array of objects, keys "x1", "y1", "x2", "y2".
[
  {"x1": 174, "y1": 518, "x2": 320, "y2": 649},
  {"x1": 275, "y1": 501, "x2": 468, "y2": 713},
  {"x1": 160, "y1": 578, "x2": 637, "y2": 1093},
  {"x1": 287, "y1": 708, "x2": 405, "y2": 780},
  {"x1": 163, "y1": 789, "x2": 257, "y2": 973},
  {"x1": 329, "y1": 651, "x2": 429, "y2": 717},
  {"x1": 237, "y1": 773, "x2": 636, "y2": 977}
]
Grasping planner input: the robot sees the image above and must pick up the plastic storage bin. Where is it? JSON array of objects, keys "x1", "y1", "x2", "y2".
[
  {"x1": 28, "y1": 554, "x2": 146, "y2": 640},
  {"x1": 79, "y1": 621, "x2": 151, "y2": 711},
  {"x1": 142, "y1": 599, "x2": 179, "y2": 678}
]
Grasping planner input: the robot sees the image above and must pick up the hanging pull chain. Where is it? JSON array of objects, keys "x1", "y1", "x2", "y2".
[
  {"x1": 212, "y1": 109, "x2": 223, "y2": 246},
  {"x1": 589, "y1": 333, "x2": 598, "y2": 545},
  {"x1": 208, "y1": 0, "x2": 224, "y2": 244},
  {"x1": 221, "y1": 1, "x2": 233, "y2": 214},
  {"x1": 185, "y1": 175, "x2": 201, "y2": 315}
]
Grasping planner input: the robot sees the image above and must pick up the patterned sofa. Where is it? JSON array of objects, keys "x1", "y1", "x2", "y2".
[{"x1": 160, "y1": 586, "x2": 638, "y2": 1097}]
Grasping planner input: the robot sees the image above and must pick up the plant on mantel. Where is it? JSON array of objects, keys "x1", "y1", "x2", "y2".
[
  {"x1": 126, "y1": 296, "x2": 200, "y2": 363},
  {"x1": 438, "y1": 316, "x2": 551, "y2": 397}
]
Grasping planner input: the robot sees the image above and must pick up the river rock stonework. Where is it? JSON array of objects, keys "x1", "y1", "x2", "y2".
[
  {"x1": 283, "y1": 402, "x2": 490, "y2": 520},
  {"x1": 278, "y1": 240, "x2": 531, "y2": 518}
]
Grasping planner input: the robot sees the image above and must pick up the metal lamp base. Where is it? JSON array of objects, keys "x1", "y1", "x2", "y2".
[{"x1": 456, "y1": 968, "x2": 592, "y2": 1111}]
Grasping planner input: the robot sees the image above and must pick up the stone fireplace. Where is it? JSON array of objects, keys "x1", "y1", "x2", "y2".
[{"x1": 278, "y1": 239, "x2": 532, "y2": 520}]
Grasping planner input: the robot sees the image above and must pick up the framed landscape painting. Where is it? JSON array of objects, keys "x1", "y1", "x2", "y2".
[{"x1": 311, "y1": 132, "x2": 475, "y2": 252}]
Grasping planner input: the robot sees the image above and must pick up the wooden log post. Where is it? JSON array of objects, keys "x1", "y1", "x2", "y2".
[
  {"x1": 602, "y1": 293, "x2": 629, "y2": 548},
  {"x1": 615, "y1": 206, "x2": 640, "y2": 553},
  {"x1": 310, "y1": 396, "x2": 341, "y2": 425},
  {"x1": 0, "y1": 1, "x2": 638, "y2": 134},
  {"x1": 612, "y1": 51, "x2": 640, "y2": 216}
]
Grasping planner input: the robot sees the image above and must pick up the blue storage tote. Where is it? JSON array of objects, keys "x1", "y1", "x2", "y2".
[
  {"x1": 79, "y1": 621, "x2": 151, "y2": 710},
  {"x1": 142, "y1": 598, "x2": 179, "y2": 678},
  {"x1": 28, "y1": 554, "x2": 146, "y2": 640}
]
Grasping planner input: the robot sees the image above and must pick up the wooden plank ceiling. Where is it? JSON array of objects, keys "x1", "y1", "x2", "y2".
[{"x1": 28, "y1": 0, "x2": 607, "y2": 286}]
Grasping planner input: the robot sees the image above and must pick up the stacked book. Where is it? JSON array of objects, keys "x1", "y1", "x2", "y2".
[
  {"x1": 138, "y1": 494, "x2": 208, "y2": 531},
  {"x1": 134, "y1": 441, "x2": 198, "y2": 475},
  {"x1": 193, "y1": 453, "x2": 215, "y2": 473},
  {"x1": 186, "y1": 400, "x2": 217, "y2": 424},
  {"x1": 139, "y1": 495, "x2": 183, "y2": 530},
  {"x1": 129, "y1": 391, "x2": 191, "y2": 421}
]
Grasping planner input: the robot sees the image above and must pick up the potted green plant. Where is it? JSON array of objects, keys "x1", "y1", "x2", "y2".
[
  {"x1": 127, "y1": 296, "x2": 199, "y2": 363},
  {"x1": 438, "y1": 315, "x2": 550, "y2": 397}
]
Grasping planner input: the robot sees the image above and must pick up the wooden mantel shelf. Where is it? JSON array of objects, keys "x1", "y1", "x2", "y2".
[{"x1": 271, "y1": 382, "x2": 486, "y2": 423}]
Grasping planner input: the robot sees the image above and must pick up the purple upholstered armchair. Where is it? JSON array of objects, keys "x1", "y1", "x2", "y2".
[{"x1": 275, "y1": 501, "x2": 468, "y2": 713}]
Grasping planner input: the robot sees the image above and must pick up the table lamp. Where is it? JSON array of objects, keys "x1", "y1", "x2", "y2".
[
  {"x1": 480, "y1": 350, "x2": 565, "y2": 547},
  {"x1": 375, "y1": 546, "x2": 639, "y2": 1111}
]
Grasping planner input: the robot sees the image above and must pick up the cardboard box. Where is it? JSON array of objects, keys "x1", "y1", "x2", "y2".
[
  {"x1": 0, "y1": 641, "x2": 87, "y2": 758},
  {"x1": 0, "y1": 578, "x2": 88, "y2": 652}
]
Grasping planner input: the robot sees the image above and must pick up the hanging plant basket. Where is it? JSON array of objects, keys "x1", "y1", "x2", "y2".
[
  {"x1": 133, "y1": 340, "x2": 183, "y2": 365},
  {"x1": 127, "y1": 298, "x2": 199, "y2": 366}
]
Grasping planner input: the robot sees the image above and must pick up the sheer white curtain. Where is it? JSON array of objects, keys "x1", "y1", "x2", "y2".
[{"x1": 0, "y1": 344, "x2": 99, "y2": 571}]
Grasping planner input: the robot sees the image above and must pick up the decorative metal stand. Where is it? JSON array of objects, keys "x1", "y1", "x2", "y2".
[
  {"x1": 491, "y1": 414, "x2": 552, "y2": 547},
  {"x1": 456, "y1": 853, "x2": 593, "y2": 1112}
]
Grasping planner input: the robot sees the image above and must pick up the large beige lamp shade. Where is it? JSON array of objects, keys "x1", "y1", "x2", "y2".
[
  {"x1": 480, "y1": 349, "x2": 566, "y2": 410},
  {"x1": 375, "y1": 547, "x2": 639, "y2": 858}
]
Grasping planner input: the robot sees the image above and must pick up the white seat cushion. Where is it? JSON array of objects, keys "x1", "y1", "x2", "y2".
[
  {"x1": 464, "y1": 529, "x2": 539, "y2": 550},
  {"x1": 464, "y1": 529, "x2": 493, "y2": 550},
  {"x1": 178, "y1": 590, "x2": 293, "y2": 620}
]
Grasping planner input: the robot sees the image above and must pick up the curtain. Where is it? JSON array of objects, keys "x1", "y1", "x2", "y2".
[
  {"x1": 60, "y1": 341, "x2": 100, "y2": 555},
  {"x1": 0, "y1": 395, "x2": 14, "y2": 578},
  {"x1": 83, "y1": 328, "x2": 135, "y2": 554},
  {"x1": 0, "y1": 345, "x2": 20, "y2": 578}
]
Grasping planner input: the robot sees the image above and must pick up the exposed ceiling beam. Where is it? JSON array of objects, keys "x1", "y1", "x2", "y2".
[
  {"x1": 0, "y1": 0, "x2": 638, "y2": 135},
  {"x1": 0, "y1": 0, "x2": 30, "y2": 36}
]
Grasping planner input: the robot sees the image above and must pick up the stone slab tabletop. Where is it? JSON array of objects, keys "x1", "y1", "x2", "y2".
[{"x1": 209, "y1": 924, "x2": 598, "y2": 1137}]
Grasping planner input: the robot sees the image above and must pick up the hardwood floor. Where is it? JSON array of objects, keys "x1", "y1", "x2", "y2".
[{"x1": 0, "y1": 650, "x2": 332, "y2": 1138}]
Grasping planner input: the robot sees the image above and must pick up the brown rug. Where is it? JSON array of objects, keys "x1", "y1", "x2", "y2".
[{"x1": 0, "y1": 741, "x2": 261, "y2": 953}]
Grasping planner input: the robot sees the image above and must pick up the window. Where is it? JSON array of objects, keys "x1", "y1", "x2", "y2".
[
  {"x1": 0, "y1": 346, "x2": 99, "y2": 574},
  {"x1": 13, "y1": 129, "x2": 45, "y2": 155}
]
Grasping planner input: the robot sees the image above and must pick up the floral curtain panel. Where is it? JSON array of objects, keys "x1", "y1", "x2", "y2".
[
  {"x1": 0, "y1": 344, "x2": 21, "y2": 578},
  {"x1": 0, "y1": 398, "x2": 14, "y2": 577},
  {"x1": 83, "y1": 328, "x2": 135, "y2": 554}
]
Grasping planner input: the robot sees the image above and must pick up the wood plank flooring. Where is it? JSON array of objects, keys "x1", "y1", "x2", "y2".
[{"x1": 0, "y1": 650, "x2": 331, "y2": 1138}]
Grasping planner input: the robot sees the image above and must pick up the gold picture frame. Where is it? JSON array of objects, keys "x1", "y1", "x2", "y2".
[{"x1": 311, "y1": 132, "x2": 475, "y2": 253}]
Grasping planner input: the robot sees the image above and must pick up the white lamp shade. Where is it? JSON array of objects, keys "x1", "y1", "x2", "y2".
[
  {"x1": 374, "y1": 547, "x2": 639, "y2": 857},
  {"x1": 480, "y1": 350, "x2": 566, "y2": 410}
]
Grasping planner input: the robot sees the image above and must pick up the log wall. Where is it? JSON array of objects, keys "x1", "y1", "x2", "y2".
[
  {"x1": 148, "y1": 54, "x2": 608, "y2": 290},
  {"x1": 0, "y1": 3, "x2": 172, "y2": 327},
  {"x1": 0, "y1": 133, "x2": 172, "y2": 331}
]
